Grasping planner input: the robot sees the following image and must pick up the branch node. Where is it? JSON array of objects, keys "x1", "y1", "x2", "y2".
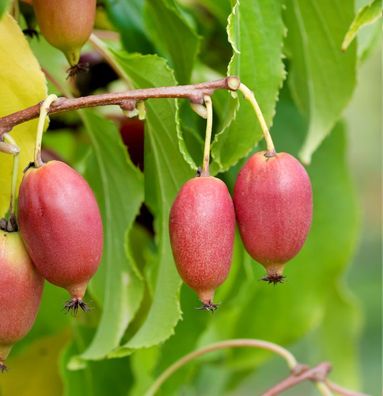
[
  {"x1": 226, "y1": 76, "x2": 241, "y2": 91},
  {"x1": 311, "y1": 362, "x2": 332, "y2": 382},
  {"x1": 189, "y1": 93, "x2": 205, "y2": 104},
  {"x1": 120, "y1": 99, "x2": 139, "y2": 118},
  {"x1": 291, "y1": 363, "x2": 309, "y2": 376},
  {"x1": 120, "y1": 99, "x2": 137, "y2": 112}
]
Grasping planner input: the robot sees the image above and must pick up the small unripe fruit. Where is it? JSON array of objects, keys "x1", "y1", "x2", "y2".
[
  {"x1": 32, "y1": 0, "x2": 96, "y2": 68},
  {"x1": 234, "y1": 151, "x2": 313, "y2": 283},
  {"x1": 0, "y1": 231, "x2": 43, "y2": 371},
  {"x1": 18, "y1": 161, "x2": 103, "y2": 313},
  {"x1": 169, "y1": 176, "x2": 235, "y2": 310}
]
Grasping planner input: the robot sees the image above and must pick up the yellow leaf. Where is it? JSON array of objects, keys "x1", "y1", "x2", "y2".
[
  {"x1": 0, "y1": 330, "x2": 70, "y2": 396},
  {"x1": 0, "y1": 14, "x2": 47, "y2": 217}
]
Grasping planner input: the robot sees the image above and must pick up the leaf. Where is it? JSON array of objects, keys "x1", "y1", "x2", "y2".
[
  {"x1": 192, "y1": 91, "x2": 359, "y2": 377},
  {"x1": 0, "y1": 331, "x2": 70, "y2": 396},
  {"x1": 0, "y1": 14, "x2": 47, "y2": 217},
  {"x1": 107, "y1": 51, "x2": 193, "y2": 352},
  {"x1": 61, "y1": 327, "x2": 134, "y2": 396},
  {"x1": 0, "y1": 0, "x2": 10, "y2": 19},
  {"x1": 195, "y1": 0, "x2": 231, "y2": 26},
  {"x1": 72, "y1": 111, "x2": 144, "y2": 362},
  {"x1": 103, "y1": 0, "x2": 153, "y2": 53},
  {"x1": 309, "y1": 287, "x2": 362, "y2": 388},
  {"x1": 342, "y1": 0, "x2": 382, "y2": 51},
  {"x1": 210, "y1": 0, "x2": 285, "y2": 174},
  {"x1": 284, "y1": 0, "x2": 357, "y2": 163},
  {"x1": 144, "y1": 0, "x2": 200, "y2": 84}
]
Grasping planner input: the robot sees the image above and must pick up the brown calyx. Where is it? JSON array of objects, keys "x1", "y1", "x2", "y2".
[{"x1": 261, "y1": 263, "x2": 286, "y2": 285}]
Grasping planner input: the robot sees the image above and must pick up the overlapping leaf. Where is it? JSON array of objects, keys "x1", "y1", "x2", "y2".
[
  {"x1": 144, "y1": 0, "x2": 200, "y2": 84},
  {"x1": 0, "y1": 14, "x2": 46, "y2": 216},
  {"x1": 210, "y1": 0, "x2": 285, "y2": 174},
  {"x1": 342, "y1": 0, "x2": 382, "y2": 51},
  {"x1": 107, "y1": 51, "x2": 193, "y2": 352},
  {"x1": 193, "y1": 95, "x2": 360, "y2": 377},
  {"x1": 71, "y1": 111, "x2": 144, "y2": 362}
]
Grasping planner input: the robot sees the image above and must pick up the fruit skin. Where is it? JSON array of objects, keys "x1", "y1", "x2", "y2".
[
  {"x1": 119, "y1": 117, "x2": 145, "y2": 171},
  {"x1": 0, "y1": 231, "x2": 44, "y2": 370},
  {"x1": 32, "y1": 0, "x2": 96, "y2": 66},
  {"x1": 233, "y1": 151, "x2": 313, "y2": 282},
  {"x1": 169, "y1": 176, "x2": 235, "y2": 309},
  {"x1": 18, "y1": 161, "x2": 103, "y2": 310}
]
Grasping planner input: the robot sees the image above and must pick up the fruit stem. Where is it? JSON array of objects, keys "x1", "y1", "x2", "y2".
[
  {"x1": 201, "y1": 95, "x2": 213, "y2": 176},
  {"x1": 34, "y1": 94, "x2": 58, "y2": 168},
  {"x1": 144, "y1": 339, "x2": 298, "y2": 396},
  {"x1": 238, "y1": 83, "x2": 276, "y2": 155},
  {"x1": 2, "y1": 133, "x2": 20, "y2": 221}
]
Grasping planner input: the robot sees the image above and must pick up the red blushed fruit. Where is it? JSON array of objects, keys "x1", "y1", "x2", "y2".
[
  {"x1": 169, "y1": 176, "x2": 235, "y2": 310},
  {"x1": 233, "y1": 151, "x2": 313, "y2": 283},
  {"x1": 32, "y1": 0, "x2": 96, "y2": 71},
  {"x1": 0, "y1": 231, "x2": 43, "y2": 371},
  {"x1": 18, "y1": 161, "x2": 103, "y2": 313}
]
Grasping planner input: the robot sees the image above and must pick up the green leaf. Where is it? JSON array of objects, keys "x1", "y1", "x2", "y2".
[
  {"x1": 61, "y1": 327, "x2": 134, "y2": 396},
  {"x1": 73, "y1": 111, "x2": 144, "y2": 361},
  {"x1": 309, "y1": 287, "x2": 362, "y2": 388},
  {"x1": 194, "y1": 0, "x2": 231, "y2": 26},
  {"x1": 195, "y1": 92, "x2": 359, "y2": 376},
  {"x1": 108, "y1": 51, "x2": 193, "y2": 352},
  {"x1": 0, "y1": 1, "x2": 10, "y2": 19},
  {"x1": 284, "y1": 0, "x2": 357, "y2": 163},
  {"x1": 342, "y1": 0, "x2": 382, "y2": 51},
  {"x1": 144, "y1": 0, "x2": 200, "y2": 84},
  {"x1": 210, "y1": 0, "x2": 285, "y2": 174},
  {"x1": 103, "y1": 0, "x2": 153, "y2": 53}
]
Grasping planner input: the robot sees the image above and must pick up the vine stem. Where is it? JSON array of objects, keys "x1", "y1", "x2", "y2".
[
  {"x1": 34, "y1": 94, "x2": 58, "y2": 167},
  {"x1": 201, "y1": 95, "x2": 213, "y2": 176},
  {"x1": 144, "y1": 339, "x2": 298, "y2": 396},
  {"x1": 262, "y1": 362, "x2": 333, "y2": 396},
  {"x1": 325, "y1": 380, "x2": 370, "y2": 396},
  {"x1": 2, "y1": 133, "x2": 20, "y2": 220},
  {"x1": 0, "y1": 77, "x2": 240, "y2": 137},
  {"x1": 238, "y1": 83, "x2": 276, "y2": 155}
]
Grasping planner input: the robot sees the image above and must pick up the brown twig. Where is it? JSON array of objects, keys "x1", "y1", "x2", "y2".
[
  {"x1": 262, "y1": 362, "x2": 332, "y2": 396},
  {"x1": 0, "y1": 77, "x2": 240, "y2": 136}
]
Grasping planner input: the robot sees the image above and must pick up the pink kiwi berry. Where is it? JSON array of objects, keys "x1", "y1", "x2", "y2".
[
  {"x1": 233, "y1": 151, "x2": 313, "y2": 283},
  {"x1": 0, "y1": 230, "x2": 44, "y2": 371},
  {"x1": 169, "y1": 176, "x2": 235, "y2": 310},
  {"x1": 18, "y1": 160, "x2": 103, "y2": 313}
]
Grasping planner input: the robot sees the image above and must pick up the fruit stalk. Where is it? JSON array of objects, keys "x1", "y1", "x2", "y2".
[
  {"x1": 238, "y1": 83, "x2": 275, "y2": 155},
  {"x1": 34, "y1": 94, "x2": 57, "y2": 168},
  {"x1": 1, "y1": 133, "x2": 20, "y2": 225},
  {"x1": 201, "y1": 95, "x2": 213, "y2": 176}
]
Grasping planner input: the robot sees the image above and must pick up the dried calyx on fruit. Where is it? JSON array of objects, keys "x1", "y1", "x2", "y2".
[
  {"x1": 0, "y1": 226, "x2": 44, "y2": 371},
  {"x1": 18, "y1": 160, "x2": 103, "y2": 314},
  {"x1": 32, "y1": 0, "x2": 96, "y2": 76},
  {"x1": 234, "y1": 151, "x2": 313, "y2": 283}
]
